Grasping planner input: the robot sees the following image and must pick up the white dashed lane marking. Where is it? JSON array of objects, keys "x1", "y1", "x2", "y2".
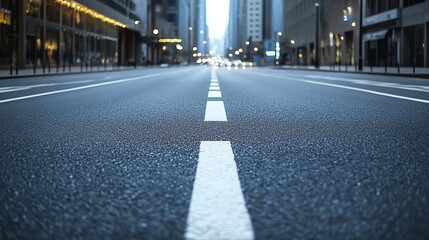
[
  {"x1": 185, "y1": 141, "x2": 254, "y2": 240},
  {"x1": 204, "y1": 101, "x2": 227, "y2": 121},
  {"x1": 208, "y1": 91, "x2": 222, "y2": 98}
]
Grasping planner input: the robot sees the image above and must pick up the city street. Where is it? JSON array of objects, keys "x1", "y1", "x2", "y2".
[{"x1": 1, "y1": 66, "x2": 428, "y2": 239}]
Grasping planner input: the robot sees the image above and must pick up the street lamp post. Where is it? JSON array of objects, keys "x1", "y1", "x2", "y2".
[
  {"x1": 152, "y1": 29, "x2": 159, "y2": 65},
  {"x1": 133, "y1": 20, "x2": 140, "y2": 69},
  {"x1": 290, "y1": 39, "x2": 296, "y2": 65},
  {"x1": 276, "y1": 31, "x2": 282, "y2": 65},
  {"x1": 315, "y1": 2, "x2": 320, "y2": 69},
  {"x1": 188, "y1": 0, "x2": 193, "y2": 65},
  {"x1": 358, "y1": 0, "x2": 363, "y2": 71}
]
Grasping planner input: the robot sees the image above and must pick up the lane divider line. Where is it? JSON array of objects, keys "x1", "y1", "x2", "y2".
[
  {"x1": 303, "y1": 80, "x2": 429, "y2": 104},
  {"x1": 208, "y1": 91, "x2": 222, "y2": 98},
  {"x1": 204, "y1": 101, "x2": 227, "y2": 121},
  {"x1": 209, "y1": 86, "x2": 220, "y2": 91},
  {"x1": 0, "y1": 73, "x2": 163, "y2": 104},
  {"x1": 243, "y1": 71, "x2": 429, "y2": 104},
  {"x1": 185, "y1": 141, "x2": 254, "y2": 240}
]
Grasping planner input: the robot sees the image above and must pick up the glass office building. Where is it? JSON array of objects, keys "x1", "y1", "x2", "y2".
[{"x1": 0, "y1": 0, "x2": 141, "y2": 69}]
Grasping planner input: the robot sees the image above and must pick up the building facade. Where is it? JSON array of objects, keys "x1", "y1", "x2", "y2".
[
  {"x1": 247, "y1": 0, "x2": 263, "y2": 43},
  {"x1": 146, "y1": 0, "x2": 205, "y2": 64},
  {"x1": 263, "y1": 0, "x2": 284, "y2": 64},
  {"x1": 227, "y1": 0, "x2": 264, "y2": 62},
  {"x1": 283, "y1": 0, "x2": 429, "y2": 67},
  {"x1": 0, "y1": 0, "x2": 143, "y2": 69},
  {"x1": 363, "y1": 0, "x2": 429, "y2": 67}
]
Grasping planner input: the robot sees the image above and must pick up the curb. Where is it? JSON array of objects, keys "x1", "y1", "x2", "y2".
[{"x1": 274, "y1": 67, "x2": 429, "y2": 79}]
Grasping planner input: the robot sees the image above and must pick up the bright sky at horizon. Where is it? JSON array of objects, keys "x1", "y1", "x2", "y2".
[{"x1": 206, "y1": 0, "x2": 230, "y2": 40}]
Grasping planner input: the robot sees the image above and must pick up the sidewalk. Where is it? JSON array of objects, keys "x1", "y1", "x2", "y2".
[
  {"x1": 2, "y1": 64, "x2": 429, "y2": 79},
  {"x1": 278, "y1": 65, "x2": 429, "y2": 78},
  {"x1": 0, "y1": 65, "x2": 150, "y2": 79}
]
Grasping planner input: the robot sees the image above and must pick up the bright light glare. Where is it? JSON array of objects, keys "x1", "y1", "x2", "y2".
[{"x1": 206, "y1": 0, "x2": 229, "y2": 39}]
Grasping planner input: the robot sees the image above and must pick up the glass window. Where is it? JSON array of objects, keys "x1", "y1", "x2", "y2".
[
  {"x1": 46, "y1": 0, "x2": 59, "y2": 23},
  {"x1": 403, "y1": 24, "x2": 424, "y2": 67},
  {"x1": 404, "y1": 0, "x2": 424, "y2": 7},
  {"x1": 62, "y1": 7, "x2": 73, "y2": 26},
  {"x1": 87, "y1": 17, "x2": 96, "y2": 32},
  {"x1": 75, "y1": 12, "x2": 85, "y2": 30},
  {"x1": 45, "y1": 28, "x2": 59, "y2": 65},
  {"x1": 388, "y1": 0, "x2": 398, "y2": 9},
  {"x1": 26, "y1": 0, "x2": 42, "y2": 18}
]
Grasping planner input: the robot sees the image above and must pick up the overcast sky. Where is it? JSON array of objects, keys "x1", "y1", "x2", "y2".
[{"x1": 206, "y1": 0, "x2": 230, "y2": 40}]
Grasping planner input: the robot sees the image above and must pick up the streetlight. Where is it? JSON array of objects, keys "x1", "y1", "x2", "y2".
[
  {"x1": 188, "y1": 0, "x2": 193, "y2": 64},
  {"x1": 133, "y1": 20, "x2": 140, "y2": 68},
  {"x1": 276, "y1": 31, "x2": 282, "y2": 64},
  {"x1": 153, "y1": 29, "x2": 159, "y2": 35},
  {"x1": 358, "y1": 0, "x2": 363, "y2": 71},
  {"x1": 315, "y1": 2, "x2": 320, "y2": 69}
]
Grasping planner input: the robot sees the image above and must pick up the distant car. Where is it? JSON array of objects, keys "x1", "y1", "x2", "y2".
[{"x1": 233, "y1": 60, "x2": 242, "y2": 67}]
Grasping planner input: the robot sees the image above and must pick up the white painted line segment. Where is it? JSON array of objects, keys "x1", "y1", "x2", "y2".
[
  {"x1": 303, "y1": 80, "x2": 429, "y2": 104},
  {"x1": 211, "y1": 79, "x2": 218, "y2": 83},
  {"x1": 185, "y1": 141, "x2": 254, "y2": 240},
  {"x1": 0, "y1": 74, "x2": 162, "y2": 104},
  {"x1": 208, "y1": 91, "x2": 222, "y2": 98},
  {"x1": 304, "y1": 75, "x2": 429, "y2": 93},
  {"x1": 245, "y1": 71, "x2": 429, "y2": 104},
  {"x1": 209, "y1": 86, "x2": 220, "y2": 91},
  {"x1": 204, "y1": 101, "x2": 227, "y2": 121},
  {"x1": 0, "y1": 80, "x2": 94, "y2": 94},
  {"x1": 210, "y1": 83, "x2": 219, "y2": 87}
]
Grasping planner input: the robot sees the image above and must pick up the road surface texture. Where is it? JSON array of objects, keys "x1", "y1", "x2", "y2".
[{"x1": 1, "y1": 66, "x2": 428, "y2": 239}]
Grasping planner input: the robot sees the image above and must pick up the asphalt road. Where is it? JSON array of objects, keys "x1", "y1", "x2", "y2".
[{"x1": 1, "y1": 66, "x2": 428, "y2": 239}]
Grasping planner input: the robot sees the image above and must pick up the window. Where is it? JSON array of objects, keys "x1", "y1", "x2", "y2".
[
  {"x1": 26, "y1": 0, "x2": 42, "y2": 18},
  {"x1": 403, "y1": 24, "x2": 424, "y2": 67},
  {"x1": 366, "y1": 0, "x2": 398, "y2": 15},
  {"x1": 404, "y1": 0, "x2": 424, "y2": 7}
]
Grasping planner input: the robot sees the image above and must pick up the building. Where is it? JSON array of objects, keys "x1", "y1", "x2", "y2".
[
  {"x1": 247, "y1": 0, "x2": 263, "y2": 43},
  {"x1": 146, "y1": 0, "x2": 205, "y2": 64},
  {"x1": 283, "y1": 0, "x2": 429, "y2": 67},
  {"x1": 263, "y1": 0, "x2": 284, "y2": 64},
  {"x1": 227, "y1": 0, "x2": 263, "y2": 62},
  {"x1": 0, "y1": 0, "x2": 143, "y2": 69},
  {"x1": 363, "y1": 0, "x2": 429, "y2": 67},
  {"x1": 196, "y1": 0, "x2": 208, "y2": 57},
  {"x1": 227, "y1": 0, "x2": 238, "y2": 51}
]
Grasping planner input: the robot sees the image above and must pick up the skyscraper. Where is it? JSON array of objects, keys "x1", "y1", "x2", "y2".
[
  {"x1": 197, "y1": 0, "x2": 208, "y2": 55},
  {"x1": 1, "y1": 0, "x2": 143, "y2": 69}
]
